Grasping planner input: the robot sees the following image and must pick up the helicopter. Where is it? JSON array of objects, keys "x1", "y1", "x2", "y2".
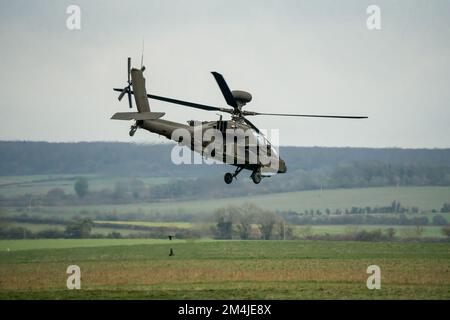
[{"x1": 112, "y1": 58, "x2": 367, "y2": 184}]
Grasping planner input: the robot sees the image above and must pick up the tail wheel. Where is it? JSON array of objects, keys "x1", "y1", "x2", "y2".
[
  {"x1": 129, "y1": 123, "x2": 138, "y2": 137},
  {"x1": 224, "y1": 173, "x2": 233, "y2": 184},
  {"x1": 251, "y1": 171, "x2": 262, "y2": 184}
]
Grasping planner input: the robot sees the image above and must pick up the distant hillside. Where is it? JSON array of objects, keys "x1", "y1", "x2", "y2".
[{"x1": 1, "y1": 141, "x2": 450, "y2": 177}]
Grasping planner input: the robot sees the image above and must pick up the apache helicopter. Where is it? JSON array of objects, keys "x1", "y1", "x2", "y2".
[{"x1": 112, "y1": 58, "x2": 367, "y2": 184}]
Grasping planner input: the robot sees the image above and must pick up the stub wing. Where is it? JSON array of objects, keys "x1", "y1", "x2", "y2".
[{"x1": 111, "y1": 112, "x2": 165, "y2": 121}]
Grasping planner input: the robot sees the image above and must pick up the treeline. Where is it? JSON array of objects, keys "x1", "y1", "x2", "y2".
[
  {"x1": 280, "y1": 213, "x2": 448, "y2": 226},
  {"x1": 0, "y1": 217, "x2": 203, "y2": 240},
  {"x1": 1, "y1": 141, "x2": 450, "y2": 203},
  {"x1": 211, "y1": 204, "x2": 293, "y2": 240},
  {"x1": 146, "y1": 163, "x2": 450, "y2": 200},
  {"x1": 3, "y1": 167, "x2": 450, "y2": 207},
  {"x1": 210, "y1": 204, "x2": 450, "y2": 241},
  {"x1": 1, "y1": 141, "x2": 450, "y2": 176},
  {"x1": 285, "y1": 201, "x2": 450, "y2": 216},
  {"x1": 302, "y1": 228, "x2": 450, "y2": 242},
  {"x1": 278, "y1": 201, "x2": 450, "y2": 226},
  {"x1": 3, "y1": 205, "x2": 450, "y2": 241},
  {"x1": 281, "y1": 213, "x2": 446, "y2": 226}
]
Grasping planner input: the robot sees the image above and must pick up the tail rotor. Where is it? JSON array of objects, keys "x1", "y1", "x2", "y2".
[{"x1": 117, "y1": 57, "x2": 133, "y2": 108}]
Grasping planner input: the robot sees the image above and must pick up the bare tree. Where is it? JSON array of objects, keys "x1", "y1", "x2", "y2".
[
  {"x1": 213, "y1": 206, "x2": 240, "y2": 239},
  {"x1": 442, "y1": 226, "x2": 450, "y2": 238},
  {"x1": 258, "y1": 210, "x2": 281, "y2": 240}
]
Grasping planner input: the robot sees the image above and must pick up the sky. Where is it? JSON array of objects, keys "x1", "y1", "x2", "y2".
[{"x1": 0, "y1": 0, "x2": 449, "y2": 147}]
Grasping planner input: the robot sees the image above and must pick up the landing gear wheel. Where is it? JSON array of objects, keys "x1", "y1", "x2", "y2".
[
  {"x1": 251, "y1": 171, "x2": 262, "y2": 184},
  {"x1": 224, "y1": 172, "x2": 233, "y2": 184},
  {"x1": 129, "y1": 126, "x2": 137, "y2": 137},
  {"x1": 223, "y1": 167, "x2": 244, "y2": 184}
]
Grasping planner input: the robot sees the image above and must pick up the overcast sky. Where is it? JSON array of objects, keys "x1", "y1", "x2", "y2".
[{"x1": 0, "y1": 0, "x2": 449, "y2": 147}]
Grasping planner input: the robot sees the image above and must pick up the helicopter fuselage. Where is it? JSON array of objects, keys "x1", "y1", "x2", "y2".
[{"x1": 139, "y1": 118, "x2": 287, "y2": 175}]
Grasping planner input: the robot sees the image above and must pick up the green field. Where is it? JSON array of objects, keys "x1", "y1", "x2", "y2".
[
  {"x1": 0, "y1": 239, "x2": 449, "y2": 299},
  {"x1": 0, "y1": 174, "x2": 173, "y2": 197},
  {"x1": 94, "y1": 221, "x2": 194, "y2": 229},
  {"x1": 3, "y1": 184, "x2": 449, "y2": 240},
  {"x1": 4, "y1": 186, "x2": 450, "y2": 219},
  {"x1": 6, "y1": 220, "x2": 446, "y2": 239},
  {"x1": 2, "y1": 181, "x2": 450, "y2": 299},
  {"x1": 7, "y1": 222, "x2": 151, "y2": 237},
  {"x1": 0, "y1": 239, "x2": 187, "y2": 251}
]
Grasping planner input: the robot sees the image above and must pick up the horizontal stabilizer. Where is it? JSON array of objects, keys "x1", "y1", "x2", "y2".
[{"x1": 111, "y1": 112, "x2": 165, "y2": 121}]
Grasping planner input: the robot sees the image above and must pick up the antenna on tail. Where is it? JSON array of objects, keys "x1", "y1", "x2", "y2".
[{"x1": 140, "y1": 38, "x2": 145, "y2": 72}]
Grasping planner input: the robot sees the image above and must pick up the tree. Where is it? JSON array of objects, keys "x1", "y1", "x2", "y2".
[
  {"x1": 442, "y1": 226, "x2": 450, "y2": 238},
  {"x1": 441, "y1": 203, "x2": 450, "y2": 213},
  {"x1": 107, "y1": 231, "x2": 122, "y2": 239},
  {"x1": 236, "y1": 204, "x2": 258, "y2": 240},
  {"x1": 274, "y1": 219, "x2": 290, "y2": 240},
  {"x1": 414, "y1": 224, "x2": 424, "y2": 237},
  {"x1": 432, "y1": 214, "x2": 447, "y2": 226},
  {"x1": 113, "y1": 181, "x2": 128, "y2": 199},
  {"x1": 65, "y1": 218, "x2": 93, "y2": 238},
  {"x1": 385, "y1": 227, "x2": 396, "y2": 239},
  {"x1": 258, "y1": 210, "x2": 281, "y2": 240},
  {"x1": 215, "y1": 215, "x2": 233, "y2": 239},
  {"x1": 297, "y1": 225, "x2": 312, "y2": 238},
  {"x1": 74, "y1": 177, "x2": 89, "y2": 198},
  {"x1": 213, "y1": 208, "x2": 236, "y2": 239},
  {"x1": 130, "y1": 178, "x2": 145, "y2": 199},
  {"x1": 236, "y1": 212, "x2": 253, "y2": 240}
]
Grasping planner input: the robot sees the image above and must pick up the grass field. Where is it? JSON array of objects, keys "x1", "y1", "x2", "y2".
[
  {"x1": 0, "y1": 239, "x2": 449, "y2": 299},
  {"x1": 0, "y1": 174, "x2": 173, "y2": 197},
  {"x1": 94, "y1": 221, "x2": 194, "y2": 229},
  {"x1": 2, "y1": 181, "x2": 449, "y2": 299},
  {"x1": 4, "y1": 186, "x2": 450, "y2": 219},
  {"x1": 94, "y1": 221, "x2": 448, "y2": 238},
  {"x1": 7, "y1": 222, "x2": 150, "y2": 237},
  {"x1": 6, "y1": 220, "x2": 446, "y2": 239}
]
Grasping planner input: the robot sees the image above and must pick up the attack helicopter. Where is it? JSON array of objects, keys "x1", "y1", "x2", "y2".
[{"x1": 112, "y1": 58, "x2": 367, "y2": 184}]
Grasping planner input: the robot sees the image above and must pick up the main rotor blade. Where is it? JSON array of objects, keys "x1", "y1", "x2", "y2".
[
  {"x1": 211, "y1": 72, "x2": 238, "y2": 108},
  {"x1": 113, "y1": 88, "x2": 233, "y2": 113},
  {"x1": 242, "y1": 111, "x2": 368, "y2": 119},
  {"x1": 242, "y1": 117, "x2": 260, "y2": 133},
  {"x1": 148, "y1": 93, "x2": 233, "y2": 113},
  {"x1": 127, "y1": 57, "x2": 131, "y2": 84}
]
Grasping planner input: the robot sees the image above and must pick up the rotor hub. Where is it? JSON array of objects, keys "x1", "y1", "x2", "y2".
[{"x1": 232, "y1": 90, "x2": 252, "y2": 107}]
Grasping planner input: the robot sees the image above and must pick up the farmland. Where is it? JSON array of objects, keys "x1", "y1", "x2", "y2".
[
  {"x1": 1, "y1": 173, "x2": 450, "y2": 300},
  {"x1": 1, "y1": 145, "x2": 450, "y2": 300},
  {"x1": 3, "y1": 183, "x2": 450, "y2": 218},
  {"x1": 0, "y1": 239, "x2": 449, "y2": 299},
  {"x1": 2, "y1": 179, "x2": 450, "y2": 239},
  {"x1": 0, "y1": 174, "x2": 173, "y2": 197}
]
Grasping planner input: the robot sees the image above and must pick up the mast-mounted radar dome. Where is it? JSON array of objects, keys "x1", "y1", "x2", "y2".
[{"x1": 232, "y1": 90, "x2": 252, "y2": 106}]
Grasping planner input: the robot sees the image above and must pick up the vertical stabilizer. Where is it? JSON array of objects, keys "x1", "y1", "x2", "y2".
[{"x1": 131, "y1": 69, "x2": 151, "y2": 112}]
